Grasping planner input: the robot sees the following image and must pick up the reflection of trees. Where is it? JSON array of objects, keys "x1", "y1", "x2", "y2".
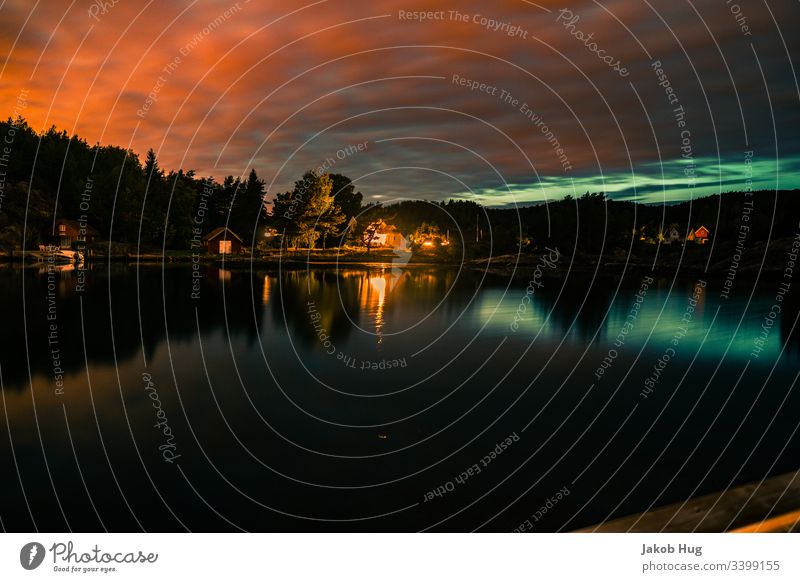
[
  {"x1": 347, "y1": 267, "x2": 467, "y2": 337},
  {"x1": 0, "y1": 263, "x2": 473, "y2": 392},
  {"x1": 273, "y1": 269, "x2": 361, "y2": 347},
  {"x1": 0, "y1": 264, "x2": 264, "y2": 391},
  {"x1": 273, "y1": 267, "x2": 470, "y2": 347},
  {"x1": 166, "y1": 265, "x2": 264, "y2": 345},
  {"x1": 531, "y1": 275, "x2": 614, "y2": 343},
  {"x1": 781, "y1": 286, "x2": 800, "y2": 360}
]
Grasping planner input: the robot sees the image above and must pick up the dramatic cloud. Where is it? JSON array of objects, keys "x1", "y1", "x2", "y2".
[{"x1": 1, "y1": 0, "x2": 798, "y2": 204}]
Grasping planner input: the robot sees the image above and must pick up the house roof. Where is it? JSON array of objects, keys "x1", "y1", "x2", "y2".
[
  {"x1": 55, "y1": 218, "x2": 99, "y2": 236},
  {"x1": 695, "y1": 225, "x2": 710, "y2": 236},
  {"x1": 202, "y1": 226, "x2": 243, "y2": 243}
]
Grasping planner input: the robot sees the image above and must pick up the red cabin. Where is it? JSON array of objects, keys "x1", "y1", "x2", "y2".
[{"x1": 202, "y1": 227, "x2": 243, "y2": 254}]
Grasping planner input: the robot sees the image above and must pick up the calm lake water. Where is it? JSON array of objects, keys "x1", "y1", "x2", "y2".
[{"x1": 1, "y1": 262, "x2": 798, "y2": 531}]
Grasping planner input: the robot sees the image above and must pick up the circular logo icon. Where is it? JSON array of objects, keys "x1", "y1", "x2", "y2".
[{"x1": 20, "y1": 542, "x2": 46, "y2": 570}]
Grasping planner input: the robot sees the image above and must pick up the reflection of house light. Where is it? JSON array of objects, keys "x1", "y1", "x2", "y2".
[
  {"x1": 369, "y1": 275, "x2": 387, "y2": 343},
  {"x1": 369, "y1": 276, "x2": 386, "y2": 298},
  {"x1": 219, "y1": 269, "x2": 231, "y2": 282},
  {"x1": 262, "y1": 275, "x2": 270, "y2": 305},
  {"x1": 422, "y1": 241, "x2": 434, "y2": 247},
  {"x1": 440, "y1": 240, "x2": 449, "y2": 246}
]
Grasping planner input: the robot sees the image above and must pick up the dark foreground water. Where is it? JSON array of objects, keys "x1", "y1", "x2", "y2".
[{"x1": 0, "y1": 262, "x2": 798, "y2": 532}]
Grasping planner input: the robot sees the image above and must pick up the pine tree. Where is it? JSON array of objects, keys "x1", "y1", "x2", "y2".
[{"x1": 271, "y1": 171, "x2": 345, "y2": 248}]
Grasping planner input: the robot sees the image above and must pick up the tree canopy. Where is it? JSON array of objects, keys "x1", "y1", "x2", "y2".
[
  {"x1": 270, "y1": 171, "x2": 345, "y2": 248},
  {"x1": 1, "y1": 117, "x2": 797, "y2": 258}
]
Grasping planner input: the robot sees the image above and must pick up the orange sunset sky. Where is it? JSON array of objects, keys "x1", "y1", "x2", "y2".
[{"x1": 1, "y1": 0, "x2": 798, "y2": 203}]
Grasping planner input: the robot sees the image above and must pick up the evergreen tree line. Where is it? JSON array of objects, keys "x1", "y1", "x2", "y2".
[
  {"x1": 334, "y1": 191, "x2": 800, "y2": 257},
  {"x1": 1, "y1": 117, "x2": 797, "y2": 256},
  {"x1": 0, "y1": 117, "x2": 266, "y2": 250}
]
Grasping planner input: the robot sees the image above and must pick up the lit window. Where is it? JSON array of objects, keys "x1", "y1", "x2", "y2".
[{"x1": 219, "y1": 240, "x2": 232, "y2": 254}]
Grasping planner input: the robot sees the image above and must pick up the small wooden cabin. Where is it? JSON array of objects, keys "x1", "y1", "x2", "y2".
[
  {"x1": 54, "y1": 218, "x2": 99, "y2": 248},
  {"x1": 373, "y1": 228, "x2": 407, "y2": 250},
  {"x1": 693, "y1": 225, "x2": 710, "y2": 244},
  {"x1": 663, "y1": 226, "x2": 682, "y2": 245},
  {"x1": 202, "y1": 227, "x2": 243, "y2": 254}
]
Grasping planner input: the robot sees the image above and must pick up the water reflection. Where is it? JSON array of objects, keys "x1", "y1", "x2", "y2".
[
  {"x1": 0, "y1": 263, "x2": 265, "y2": 390},
  {"x1": 0, "y1": 264, "x2": 799, "y2": 532},
  {"x1": 1, "y1": 265, "x2": 798, "y2": 392},
  {"x1": 366, "y1": 275, "x2": 387, "y2": 342}
]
